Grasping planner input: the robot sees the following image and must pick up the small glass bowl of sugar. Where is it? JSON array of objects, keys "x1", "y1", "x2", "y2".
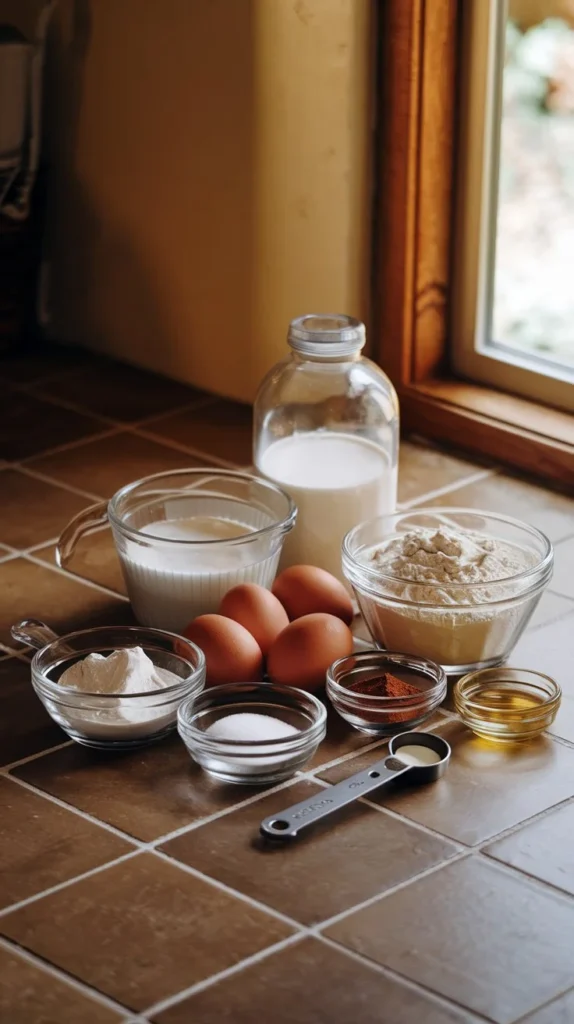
[{"x1": 177, "y1": 682, "x2": 327, "y2": 784}]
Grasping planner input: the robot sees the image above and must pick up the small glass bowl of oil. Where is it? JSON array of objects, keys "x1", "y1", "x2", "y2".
[{"x1": 454, "y1": 667, "x2": 561, "y2": 743}]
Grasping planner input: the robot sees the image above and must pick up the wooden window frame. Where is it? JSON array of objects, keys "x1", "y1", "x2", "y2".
[{"x1": 373, "y1": 0, "x2": 574, "y2": 488}]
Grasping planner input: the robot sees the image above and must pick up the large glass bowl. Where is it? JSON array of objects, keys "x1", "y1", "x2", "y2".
[{"x1": 342, "y1": 508, "x2": 553, "y2": 676}]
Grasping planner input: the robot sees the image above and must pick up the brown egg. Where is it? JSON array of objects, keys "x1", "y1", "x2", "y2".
[
  {"x1": 267, "y1": 612, "x2": 354, "y2": 692},
  {"x1": 272, "y1": 565, "x2": 354, "y2": 624},
  {"x1": 219, "y1": 583, "x2": 289, "y2": 655},
  {"x1": 183, "y1": 614, "x2": 263, "y2": 687}
]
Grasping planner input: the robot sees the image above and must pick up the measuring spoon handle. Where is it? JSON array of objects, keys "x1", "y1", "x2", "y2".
[{"x1": 260, "y1": 754, "x2": 411, "y2": 840}]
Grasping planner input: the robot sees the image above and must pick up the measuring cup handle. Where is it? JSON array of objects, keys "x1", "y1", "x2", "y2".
[
  {"x1": 56, "y1": 500, "x2": 110, "y2": 574},
  {"x1": 11, "y1": 618, "x2": 60, "y2": 651},
  {"x1": 260, "y1": 755, "x2": 411, "y2": 841}
]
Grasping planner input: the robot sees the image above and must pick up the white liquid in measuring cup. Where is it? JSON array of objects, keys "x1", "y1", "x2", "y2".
[
  {"x1": 119, "y1": 515, "x2": 277, "y2": 632},
  {"x1": 258, "y1": 432, "x2": 396, "y2": 583}
]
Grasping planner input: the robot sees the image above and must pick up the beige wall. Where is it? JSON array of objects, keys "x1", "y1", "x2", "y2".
[{"x1": 7, "y1": 0, "x2": 373, "y2": 401}]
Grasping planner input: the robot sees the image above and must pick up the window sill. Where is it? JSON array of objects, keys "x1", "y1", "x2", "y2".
[{"x1": 398, "y1": 378, "x2": 574, "y2": 488}]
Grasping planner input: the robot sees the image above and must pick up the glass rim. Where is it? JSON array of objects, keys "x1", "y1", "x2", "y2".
[
  {"x1": 342, "y1": 506, "x2": 554, "y2": 591},
  {"x1": 31, "y1": 625, "x2": 206, "y2": 700},
  {"x1": 327, "y1": 650, "x2": 446, "y2": 702},
  {"x1": 107, "y1": 468, "x2": 297, "y2": 547},
  {"x1": 177, "y1": 681, "x2": 327, "y2": 746},
  {"x1": 454, "y1": 666, "x2": 562, "y2": 711},
  {"x1": 288, "y1": 313, "x2": 366, "y2": 358}
]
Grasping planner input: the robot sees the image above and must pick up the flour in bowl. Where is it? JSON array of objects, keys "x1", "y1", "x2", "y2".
[{"x1": 360, "y1": 527, "x2": 538, "y2": 670}]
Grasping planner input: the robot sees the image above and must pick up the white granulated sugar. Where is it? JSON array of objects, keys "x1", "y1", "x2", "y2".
[
  {"x1": 205, "y1": 712, "x2": 299, "y2": 743},
  {"x1": 363, "y1": 527, "x2": 536, "y2": 667}
]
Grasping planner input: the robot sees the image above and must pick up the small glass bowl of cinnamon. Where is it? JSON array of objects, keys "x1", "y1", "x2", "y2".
[{"x1": 326, "y1": 651, "x2": 447, "y2": 735}]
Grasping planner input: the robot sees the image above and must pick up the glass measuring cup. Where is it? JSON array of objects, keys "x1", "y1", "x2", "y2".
[{"x1": 56, "y1": 469, "x2": 296, "y2": 633}]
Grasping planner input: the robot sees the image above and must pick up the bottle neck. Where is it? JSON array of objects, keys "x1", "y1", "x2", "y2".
[{"x1": 287, "y1": 313, "x2": 366, "y2": 360}]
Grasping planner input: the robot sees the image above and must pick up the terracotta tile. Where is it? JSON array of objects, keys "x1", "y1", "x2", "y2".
[
  {"x1": 0, "y1": 342, "x2": 95, "y2": 384},
  {"x1": 0, "y1": 390, "x2": 107, "y2": 461},
  {"x1": 32, "y1": 362, "x2": 201, "y2": 423},
  {"x1": 521, "y1": 990, "x2": 574, "y2": 1023},
  {"x1": 0, "y1": 557, "x2": 134, "y2": 646},
  {"x1": 307, "y1": 702, "x2": 386, "y2": 770},
  {"x1": 485, "y1": 799, "x2": 574, "y2": 897},
  {"x1": 510, "y1": 611, "x2": 574, "y2": 696},
  {"x1": 146, "y1": 398, "x2": 252, "y2": 464},
  {"x1": 27, "y1": 430, "x2": 209, "y2": 499},
  {"x1": 0, "y1": 944, "x2": 122, "y2": 1024},
  {"x1": 0, "y1": 853, "x2": 292, "y2": 1012},
  {"x1": 420, "y1": 472, "x2": 574, "y2": 542},
  {"x1": 13, "y1": 736, "x2": 267, "y2": 842},
  {"x1": 320, "y1": 718, "x2": 574, "y2": 845},
  {"x1": 0, "y1": 658, "x2": 64, "y2": 767},
  {"x1": 154, "y1": 936, "x2": 478, "y2": 1024},
  {"x1": 34, "y1": 538, "x2": 127, "y2": 596},
  {"x1": 161, "y1": 779, "x2": 456, "y2": 925},
  {"x1": 551, "y1": 536, "x2": 574, "y2": 599},
  {"x1": 0, "y1": 776, "x2": 132, "y2": 910},
  {"x1": 398, "y1": 439, "x2": 484, "y2": 505},
  {"x1": 0, "y1": 469, "x2": 89, "y2": 549},
  {"x1": 326, "y1": 857, "x2": 574, "y2": 1024}
]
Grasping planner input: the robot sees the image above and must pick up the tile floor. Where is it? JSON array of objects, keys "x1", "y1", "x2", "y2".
[{"x1": 1, "y1": 344, "x2": 574, "y2": 1023}]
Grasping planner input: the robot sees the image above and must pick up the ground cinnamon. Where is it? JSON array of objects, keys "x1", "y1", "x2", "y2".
[{"x1": 347, "y1": 671, "x2": 422, "y2": 724}]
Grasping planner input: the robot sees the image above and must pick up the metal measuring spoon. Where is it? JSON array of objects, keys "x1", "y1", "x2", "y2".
[{"x1": 260, "y1": 730, "x2": 451, "y2": 841}]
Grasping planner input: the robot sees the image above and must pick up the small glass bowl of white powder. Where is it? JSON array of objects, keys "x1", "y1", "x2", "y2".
[
  {"x1": 30, "y1": 626, "x2": 206, "y2": 749},
  {"x1": 343, "y1": 508, "x2": 553, "y2": 676},
  {"x1": 178, "y1": 682, "x2": 327, "y2": 784}
]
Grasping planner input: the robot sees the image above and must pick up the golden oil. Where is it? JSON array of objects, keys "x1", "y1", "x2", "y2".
[{"x1": 454, "y1": 672, "x2": 560, "y2": 743}]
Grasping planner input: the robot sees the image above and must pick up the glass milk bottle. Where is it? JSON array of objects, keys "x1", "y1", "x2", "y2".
[{"x1": 254, "y1": 314, "x2": 399, "y2": 584}]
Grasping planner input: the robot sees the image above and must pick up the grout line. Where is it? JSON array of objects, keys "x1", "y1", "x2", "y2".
[
  {"x1": 0, "y1": 850, "x2": 142, "y2": 919},
  {"x1": 142, "y1": 933, "x2": 306, "y2": 1019},
  {"x1": 17, "y1": 387, "x2": 120, "y2": 426},
  {"x1": 131, "y1": 394, "x2": 218, "y2": 430},
  {"x1": 23, "y1": 552, "x2": 130, "y2": 602},
  {"x1": 474, "y1": 849, "x2": 574, "y2": 906},
  {"x1": 149, "y1": 776, "x2": 298, "y2": 848},
  {"x1": 357, "y1": 794, "x2": 469, "y2": 850},
  {"x1": 0, "y1": 647, "x2": 32, "y2": 663},
  {"x1": 19, "y1": 426, "x2": 121, "y2": 464},
  {"x1": 3, "y1": 774, "x2": 144, "y2": 850},
  {"x1": 131, "y1": 393, "x2": 219, "y2": 427},
  {"x1": 312, "y1": 851, "x2": 470, "y2": 934},
  {"x1": 479, "y1": 791, "x2": 574, "y2": 849},
  {"x1": 399, "y1": 467, "x2": 494, "y2": 510},
  {"x1": 152, "y1": 848, "x2": 305, "y2": 932},
  {"x1": 0, "y1": 935, "x2": 133, "y2": 1020},
  {"x1": 304, "y1": 737, "x2": 388, "y2": 775},
  {"x1": 513, "y1": 988, "x2": 574, "y2": 1024},
  {"x1": 15, "y1": 464, "x2": 104, "y2": 503},
  {"x1": 548, "y1": 732, "x2": 574, "y2": 750},
  {"x1": 315, "y1": 935, "x2": 491, "y2": 1023},
  {"x1": 131, "y1": 426, "x2": 241, "y2": 469},
  {"x1": 1, "y1": 739, "x2": 73, "y2": 772}
]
